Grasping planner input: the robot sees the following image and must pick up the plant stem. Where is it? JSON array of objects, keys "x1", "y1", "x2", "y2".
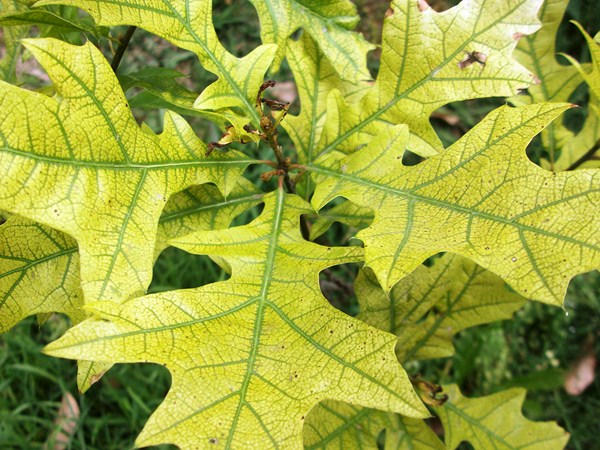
[
  {"x1": 111, "y1": 26, "x2": 137, "y2": 72},
  {"x1": 566, "y1": 139, "x2": 600, "y2": 171}
]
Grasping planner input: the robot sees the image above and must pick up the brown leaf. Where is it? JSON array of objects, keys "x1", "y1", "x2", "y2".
[
  {"x1": 564, "y1": 338, "x2": 597, "y2": 396},
  {"x1": 43, "y1": 392, "x2": 80, "y2": 450}
]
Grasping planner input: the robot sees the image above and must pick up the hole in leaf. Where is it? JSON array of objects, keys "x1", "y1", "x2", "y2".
[
  {"x1": 423, "y1": 253, "x2": 444, "y2": 267},
  {"x1": 149, "y1": 247, "x2": 230, "y2": 294},
  {"x1": 319, "y1": 262, "x2": 361, "y2": 316},
  {"x1": 431, "y1": 98, "x2": 504, "y2": 148},
  {"x1": 212, "y1": 0, "x2": 260, "y2": 58},
  {"x1": 304, "y1": 197, "x2": 373, "y2": 245},
  {"x1": 401, "y1": 149, "x2": 425, "y2": 166},
  {"x1": 429, "y1": 0, "x2": 462, "y2": 12},
  {"x1": 354, "y1": 1, "x2": 385, "y2": 80},
  {"x1": 230, "y1": 201, "x2": 265, "y2": 228},
  {"x1": 118, "y1": 27, "x2": 217, "y2": 90},
  {"x1": 83, "y1": 362, "x2": 175, "y2": 449},
  {"x1": 115, "y1": 28, "x2": 220, "y2": 138},
  {"x1": 376, "y1": 428, "x2": 386, "y2": 449},
  {"x1": 557, "y1": 6, "x2": 600, "y2": 58},
  {"x1": 425, "y1": 415, "x2": 444, "y2": 438}
]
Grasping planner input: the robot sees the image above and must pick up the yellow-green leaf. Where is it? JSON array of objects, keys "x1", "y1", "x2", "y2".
[
  {"x1": 512, "y1": 1, "x2": 598, "y2": 171},
  {"x1": 304, "y1": 401, "x2": 444, "y2": 450},
  {"x1": 563, "y1": 21, "x2": 600, "y2": 100},
  {"x1": 37, "y1": 0, "x2": 276, "y2": 129},
  {"x1": 436, "y1": 384, "x2": 569, "y2": 449},
  {"x1": 0, "y1": 215, "x2": 83, "y2": 332},
  {"x1": 0, "y1": 215, "x2": 111, "y2": 392},
  {"x1": 284, "y1": 33, "x2": 370, "y2": 166},
  {"x1": 0, "y1": 0, "x2": 29, "y2": 83},
  {"x1": 44, "y1": 188, "x2": 428, "y2": 449},
  {"x1": 0, "y1": 177, "x2": 261, "y2": 333},
  {"x1": 155, "y1": 177, "x2": 263, "y2": 257},
  {"x1": 0, "y1": 179, "x2": 261, "y2": 392},
  {"x1": 248, "y1": 0, "x2": 373, "y2": 83},
  {"x1": 312, "y1": 0, "x2": 542, "y2": 159},
  {"x1": 0, "y1": 38, "x2": 253, "y2": 304},
  {"x1": 356, "y1": 254, "x2": 525, "y2": 362},
  {"x1": 119, "y1": 68, "x2": 230, "y2": 128},
  {"x1": 309, "y1": 199, "x2": 373, "y2": 241},
  {"x1": 512, "y1": 0, "x2": 583, "y2": 169},
  {"x1": 304, "y1": 402, "x2": 389, "y2": 450},
  {"x1": 311, "y1": 103, "x2": 600, "y2": 305}
]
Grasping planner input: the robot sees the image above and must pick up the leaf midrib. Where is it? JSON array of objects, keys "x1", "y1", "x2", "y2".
[
  {"x1": 443, "y1": 398, "x2": 516, "y2": 448},
  {"x1": 225, "y1": 187, "x2": 286, "y2": 447},
  {"x1": 311, "y1": 162, "x2": 600, "y2": 252},
  {"x1": 304, "y1": 404, "x2": 375, "y2": 449},
  {"x1": 1, "y1": 145, "x2": 255, "y2": 170},
  {"x1": 0, "y1": 247, "x2": 76, "y2": 280},
  {"x1": 30, "y1": 42, "x2": 133, "y2": 164},
  {"x1": 159, "y1": 193, "x2": 263, "y2": 224},
  {"x1": 401, "y1": 264, "x2": 478, "y2": 363}
]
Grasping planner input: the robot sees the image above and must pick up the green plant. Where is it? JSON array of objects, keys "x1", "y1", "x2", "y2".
[{"x1": 0, "y1": 0, "x2": 598, "y2": 448}]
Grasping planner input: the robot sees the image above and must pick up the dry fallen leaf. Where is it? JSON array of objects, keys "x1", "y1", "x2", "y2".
[
  {"x1": 43, "y1": 392, "x2": 80, "y2": 450},
  {"x1": 565, "y1": 337, "x2": 597, "y2": 396}
]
